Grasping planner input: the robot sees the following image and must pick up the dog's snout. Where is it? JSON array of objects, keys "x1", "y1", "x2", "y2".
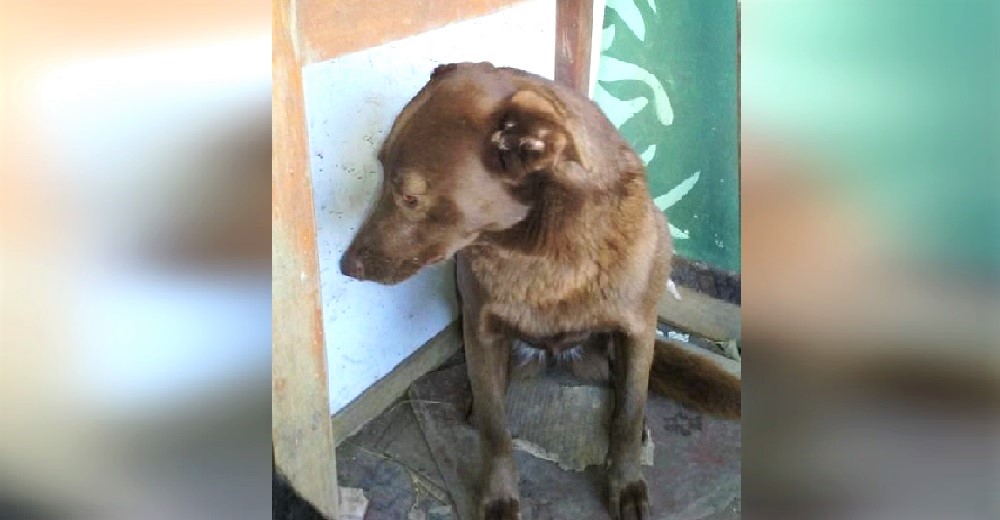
[{"x1": 340, "y1": 249, "x2": 366, "y2": 279}]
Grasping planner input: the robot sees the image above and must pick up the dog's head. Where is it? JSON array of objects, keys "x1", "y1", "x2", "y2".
[{"x1": 340, "y1": 62, "x2": 593, "y2": 284}]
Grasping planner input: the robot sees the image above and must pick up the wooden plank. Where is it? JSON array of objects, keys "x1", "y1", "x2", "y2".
[
  {"x1": 587, "y1": 0, "x2": 607, "y2": 97},
  {"x1": 272, "y1": 0, "x2": 339, "y2": 517},
  {"x1": 658, "y1": 284, "x2": 741, "y2": 343},
  {"x1": 555, "y1": 0, "x2": 594, "y2": 94},
  {"x1": 297, "y1": 0, "x2": 525, "y2": 65},
  {"x1": 331, "y1": 321, "x2": 463, "y2": 444}
]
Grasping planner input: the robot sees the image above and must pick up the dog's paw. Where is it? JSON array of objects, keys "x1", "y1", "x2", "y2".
[
  {"x1": 479, "y1": 455, "x2": 520, "y2": 519},
  {"x1": 608, "y1": 478, "x2": 650, "y2": 520},
  {"x1": 481, "y1": 497, "x2": 520, "y2": 520}
]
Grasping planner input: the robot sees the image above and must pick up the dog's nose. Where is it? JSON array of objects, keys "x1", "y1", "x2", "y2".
[{"x1": 340, "y1": 251, "x2": 365, "y2": 279}]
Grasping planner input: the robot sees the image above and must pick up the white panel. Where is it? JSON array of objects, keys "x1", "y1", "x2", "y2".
[
  {"x1": 590, "y1": 0, "x2": 607, "y2": 98},
  {"x1": 304, "y1": 0, "x2": 557, "y2": 413}
]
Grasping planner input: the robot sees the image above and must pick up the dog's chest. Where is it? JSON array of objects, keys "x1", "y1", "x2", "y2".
[
  {"x1": 464, "y1": 248, "x2": 630, "y2": 337},
  {"x1": 469, "y1": 250, "x2": 599, "y2": 304}
]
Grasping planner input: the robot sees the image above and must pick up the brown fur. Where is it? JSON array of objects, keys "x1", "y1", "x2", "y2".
[
  {"x1": 340, "y1": 62, "x2": 740, "y2": 520},
  {"x1": 650, "y1": 339, "x2": 742, "y2": 419}
]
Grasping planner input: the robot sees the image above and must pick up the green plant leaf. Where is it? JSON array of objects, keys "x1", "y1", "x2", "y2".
[
  {"x1": 597, "y1": 56, "x2": 673, "y2": 126},
  {"x1": 602, "y1": 24, "x2": 616, "y2": 52},
  {"x1": 654, "y1": 170, "x2": 700, "y2": 211},
  {"x1": 640, "y1": 144, "x2": 656, "y2": 166},
  {"x1": 593, "y1": 83, "x2": 648, "y2": 128},
  {"x1": 669, "y1": 223, "x2": 689, "y2": 240},
  {"x1": 607, "y1": 0, "x2": 646, "y2": 41}
]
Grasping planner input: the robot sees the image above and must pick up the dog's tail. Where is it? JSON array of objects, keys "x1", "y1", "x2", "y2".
[{"x1": 648, "y1": 338, "x2": 741, "y2": 419}]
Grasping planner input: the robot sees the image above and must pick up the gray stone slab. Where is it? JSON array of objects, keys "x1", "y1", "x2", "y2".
[{"x1": 409, "y1": 363, "x2": 741, "y2": 520}]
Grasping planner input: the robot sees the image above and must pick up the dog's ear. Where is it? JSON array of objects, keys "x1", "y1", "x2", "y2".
[
  {"x1": 430, "y1": 62, "x2": 495, "y2": 81},
  {"x1": 430, "y1": 63, "x2": 458, "y2": 80},
  {"x1": 490, "y1": 88, "x2": 589, "y2": 184}
]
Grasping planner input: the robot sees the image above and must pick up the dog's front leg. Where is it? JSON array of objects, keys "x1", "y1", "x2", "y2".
[
  {"x1": 464, "y1": 311, "x2": 519, "y2": 520},
  {"x1": 608, "y1": 329, "x2": 655, "y2": 520}
]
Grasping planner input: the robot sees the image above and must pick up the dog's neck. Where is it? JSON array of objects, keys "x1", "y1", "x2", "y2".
[{"x1": 477, "y1": 170, "x2": 642, "y2": 263}]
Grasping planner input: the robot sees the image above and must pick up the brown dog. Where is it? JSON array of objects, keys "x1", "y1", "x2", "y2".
[{"x1": 340, "y1": 62, "x2": 740, "y2": 520}]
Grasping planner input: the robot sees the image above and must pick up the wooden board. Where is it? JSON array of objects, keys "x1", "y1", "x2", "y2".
[
  {"x1": 297, "y1": 0, "x2": 526, "y2": 64},
  {"x1": 658, "y1": 284, "x2": 741, "y2": 343},
  {"x1": 272, "y1": 0, "x2": 339, "y2": 517},
  {"x1": 555, "y1": 0, "x2": 594, "y2": 94},
  {"x1": 331, "y1": 321, "x2": 464, "y2": 444}
]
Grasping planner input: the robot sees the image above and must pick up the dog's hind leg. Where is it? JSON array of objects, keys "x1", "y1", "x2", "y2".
[{"x1": 463, "y1": 311, "x2": 520, "y2": 520}]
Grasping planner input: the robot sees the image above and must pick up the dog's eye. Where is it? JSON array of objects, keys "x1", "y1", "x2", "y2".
[{"x1": 401, "y1": 194, "x2": 419, "y2": 208}]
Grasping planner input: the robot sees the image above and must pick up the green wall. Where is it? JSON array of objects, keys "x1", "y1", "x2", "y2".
[{"x1": 595, "y1": 0, "x2": 739, "y2": 272}]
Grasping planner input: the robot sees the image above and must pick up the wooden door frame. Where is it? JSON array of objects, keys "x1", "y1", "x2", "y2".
[{"x1": 272, "y1": 0, "x2": 339, "y2": 517}]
